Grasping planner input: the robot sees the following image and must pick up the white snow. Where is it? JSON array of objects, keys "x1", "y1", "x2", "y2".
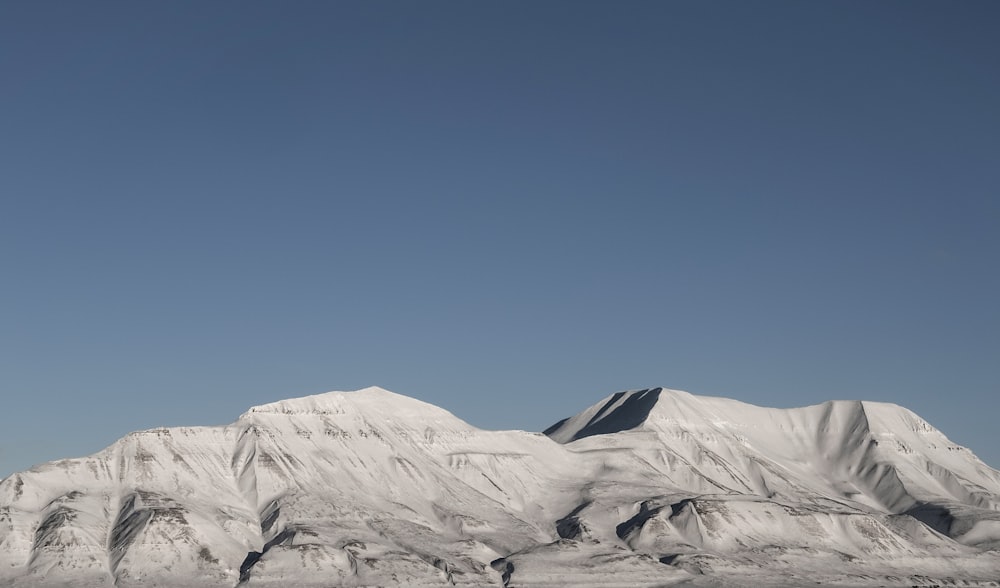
[{"x1": 1, "y1": 385, "x2": 998, "y2": 587}]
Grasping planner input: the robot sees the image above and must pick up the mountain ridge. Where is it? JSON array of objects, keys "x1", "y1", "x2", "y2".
[{"x1": 2, "y1": 386, "x2": 999, "y2": 587}]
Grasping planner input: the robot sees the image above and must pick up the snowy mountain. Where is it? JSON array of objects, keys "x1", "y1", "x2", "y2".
[{"x1": 1, "y1": 386, "x2": 998, "y2": 587}]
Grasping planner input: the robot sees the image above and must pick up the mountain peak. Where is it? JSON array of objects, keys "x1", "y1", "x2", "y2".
[
  {"x1": 543, "y1": 387, "x2": 664, "y2": 442},
  {"x1": 543, "y1": 387, "x2": 946, "y2": 445},
  {"x1": 543, "y1": 386, "x2": 754, "y2": 442},
  {"x1": 239, "y1": 386, "x2": 473, "y2": 429}
]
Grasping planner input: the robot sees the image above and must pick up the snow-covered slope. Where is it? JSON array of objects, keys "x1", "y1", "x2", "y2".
[{"x1": 2, "y1": 386, "x2": 998, "y2": 587}]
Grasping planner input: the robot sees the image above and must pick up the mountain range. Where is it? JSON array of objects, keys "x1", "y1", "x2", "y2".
[{"x1": 2, "y1": 386, "x2": 998, "y2": 587}]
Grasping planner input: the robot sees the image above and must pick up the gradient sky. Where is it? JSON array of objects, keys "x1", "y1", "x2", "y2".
[{"x1": 2, "y1": 1, "x2": 998, "y2": 477}]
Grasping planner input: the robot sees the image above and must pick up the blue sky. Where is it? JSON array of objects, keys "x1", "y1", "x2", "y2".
[{"x1": 2, "y1": 1, "x2": 998, "y2": 477}]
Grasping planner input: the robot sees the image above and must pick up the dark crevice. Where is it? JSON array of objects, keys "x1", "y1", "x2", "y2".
[
  {"x1": 905, "y1": 502, "x2": 955, "y2": 537},
  {"x1": 490, "y1": 557, "x2": 514, "y2": 587},
  {"x1": 616, "y1": 501, "x2": 661, "y2": 541},
  {"x1": 238, "y1": 527, "x2": 296, "y2": 584},
  {"x1": 555, "y1": 501, "x2": 592, "y2": 540},
  {"x1": 260, "y1": 500, "x2": 280, "y2": 534}
]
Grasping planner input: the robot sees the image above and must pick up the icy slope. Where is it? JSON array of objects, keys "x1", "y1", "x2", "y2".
[
  {"x1": 545, "y1": 388, "x2": 1000, "y2": 515},
  {"x1": 537, "y1": 388, "x2": 1000, "y2": 586},
  {"x1": 2, "y1": 386, "x2": 999, "y2": 588},
  {"x1": 0, "y1": 387, "x2": 579, "y2": 587}
]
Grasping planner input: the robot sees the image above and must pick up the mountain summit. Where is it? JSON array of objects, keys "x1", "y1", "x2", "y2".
[
  {"x1": 2, "y1": 386, "x2": 998, "y2": 587},
  {"x1": 240, "y1": 385, "x2": 474, "y2": 431}
]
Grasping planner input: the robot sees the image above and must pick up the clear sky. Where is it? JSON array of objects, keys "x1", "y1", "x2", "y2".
[{"x1": 2, "y1": 1, "x2": 998, "y2": 477}]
